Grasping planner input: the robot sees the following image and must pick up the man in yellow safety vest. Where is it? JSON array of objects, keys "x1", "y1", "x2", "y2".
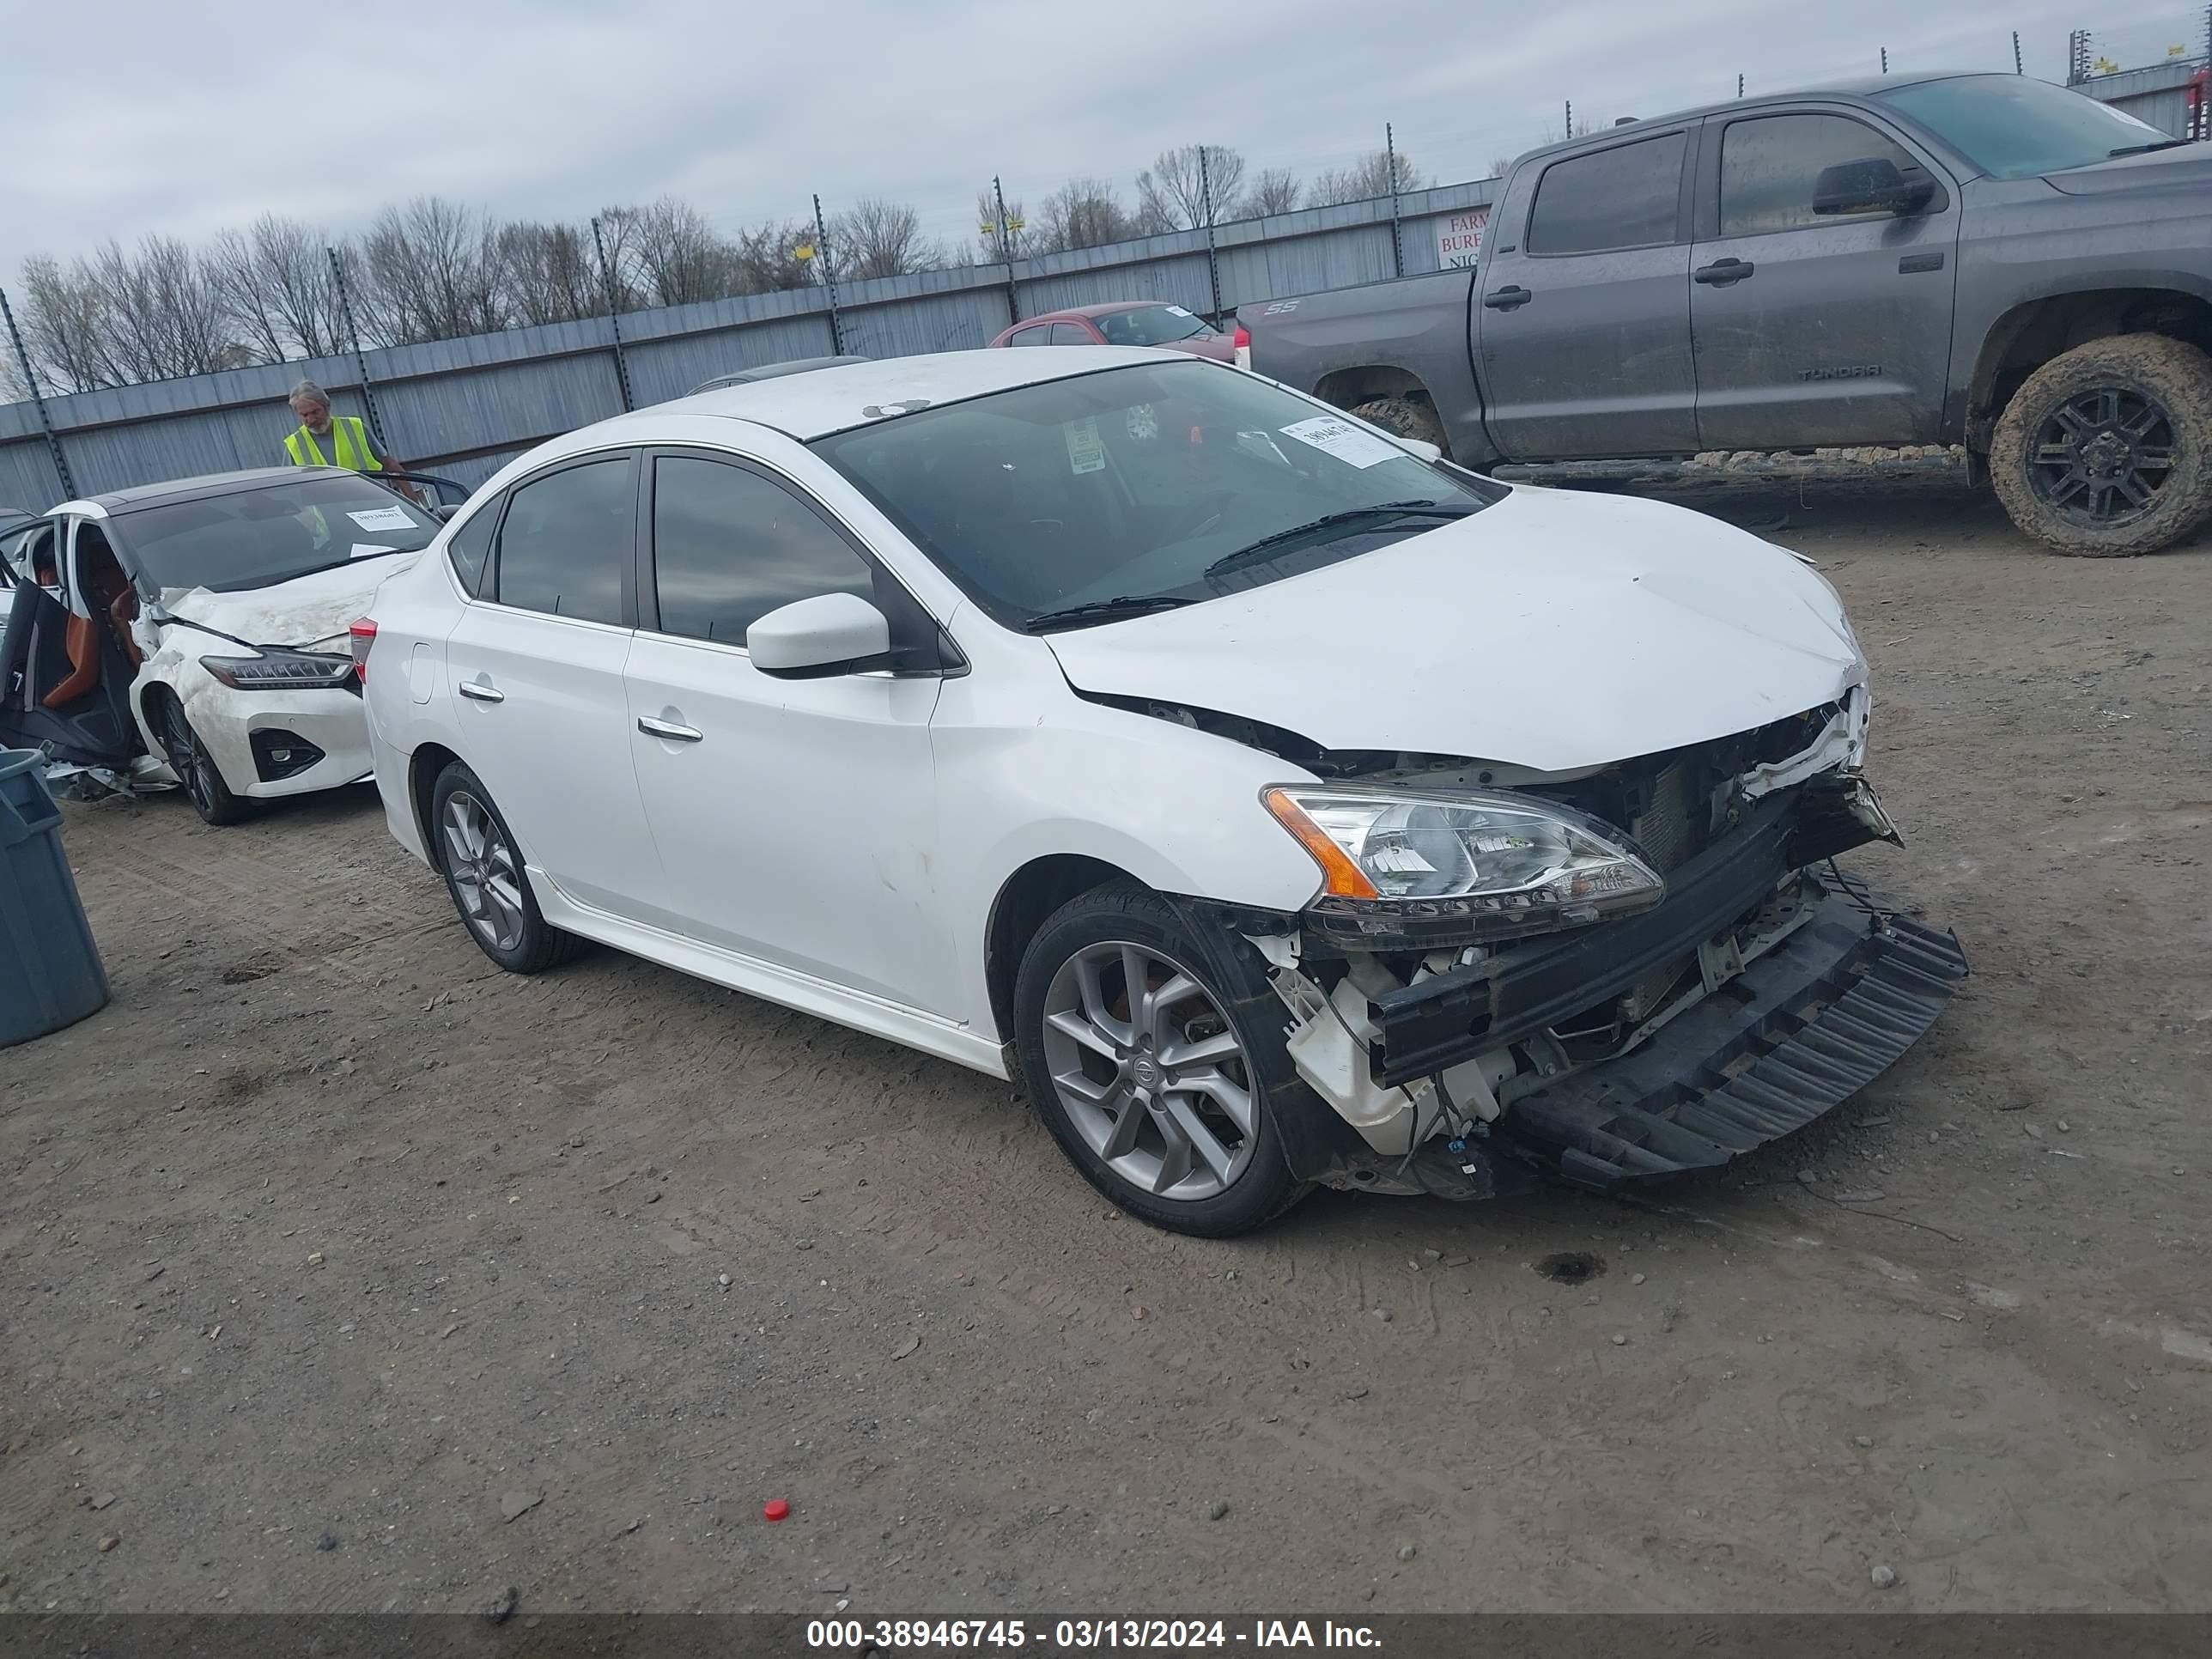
[{"x1": 281, "y1": 379, "x2": 404, "y2": 475}]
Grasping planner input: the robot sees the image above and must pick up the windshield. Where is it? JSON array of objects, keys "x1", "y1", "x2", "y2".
[
  {"x1": 1093, "y1": 306, "x2": 1212, "y2": 347},
  {"x1": 114, "y1": 475, "x2": 440, "y2": 593},
  {"x1": 811, "y1": 359, "x2": 1502, "y2": 629},
  {"x1": 1877, "y1": 75, "x2": 2172, "y2": 179}
]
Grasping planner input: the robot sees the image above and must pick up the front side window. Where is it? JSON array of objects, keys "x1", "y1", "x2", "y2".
[
  {"x1": 648, "y1": 457, "x2": 874, "y2": 646},
  {"x1": 113, "y1": 476, "x2": 441, "y2": 594},
  {"x1": 1526, "y1": 132, "x2": 1687, "y2": 254},
  {"x1": 1721, "y1": 114, "x2": 1922, "y2": 235},
  {"x1": 1878, "y1": 74, "x2": 2172, "y2": 180},
  {"x1": 1093, "y1": 306, "x2": 1212, "y2": 347},
  {"x1": 492, "y1": 457, "x2": 632, "y2": 625},
  {"x1": 811, "y1": 358, "x2": 1504, "y2": 631}
]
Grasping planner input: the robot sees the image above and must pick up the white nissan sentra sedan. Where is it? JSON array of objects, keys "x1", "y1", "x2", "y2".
[{"x1": 356, "y1": 349, "x2": 1965, "y2": 1236}]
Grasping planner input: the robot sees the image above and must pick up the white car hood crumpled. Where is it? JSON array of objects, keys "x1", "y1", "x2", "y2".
[
  {"x1": 1040, "y1": 486, "x2": 1867, "y2": 775},
  {"x1": 161, "y1": 551, "x2": 424, "y2": 650}
]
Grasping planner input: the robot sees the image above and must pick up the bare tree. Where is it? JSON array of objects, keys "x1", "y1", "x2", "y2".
[
  {"x1": 87, "y1": 236, "x2": 232, "y2": 381},
  {"x1": 496, "y1": 222, "x2": 601, "y2": 325},
  {"x1": 208, "y1": 214, "x2": 348, "y2": 362},
  {"x1": 1239, "y1": 168, "x2": 1303, "y2": 218},
  {"x1": 720, "y1": 221, "x2": 810, "y2": 295},
  {"x1": 1486, "y1": 154, "x2": 1516, "y2": 179},
  {"x1": 1036, "y1": 178, "x2": 1131, "y2": 252},
  {"x1": 828, "y1": 198, "x2": 944, "y2": 281},
  {"x1": 1135, "y1": 145, "x2": 1247, "y2": 231},
  {"x1": 1307, "y1": 149, "x2": 1427, "y2": 207},
  {"x1": 620, "y1": 198, "x2": 742, "y2": 307},
  {"x1": 13, "y1": 255, "x2": 121, "y2": 392},
  {"x1": 360, "y1": 197, "x2": 512, "y2": 343}
]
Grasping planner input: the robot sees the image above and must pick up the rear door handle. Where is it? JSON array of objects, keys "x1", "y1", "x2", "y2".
[
  {"x1": 1483, "y1": 284, "x2": 1531, "y2": 311},
  {"x1": 457, "y1": 679, "x2": 504, "y2": 703},
  {"x1": 1694, "y1": 258, "x2": 1754, "y2": 285},
  {"x1": 637, "y1": 714, "x2": 703, "y2": 743}
]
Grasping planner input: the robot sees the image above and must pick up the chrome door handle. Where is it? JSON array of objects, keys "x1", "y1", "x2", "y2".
[
  {"x1": 457, "y1": 680, "x2": 505, "y2": 703},
  {"x1": 637, "y1": 714, "x2": 702, "y2": 743}
]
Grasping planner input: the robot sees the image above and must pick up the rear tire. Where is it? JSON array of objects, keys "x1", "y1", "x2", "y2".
[
  {"x1": 1012, "y1": 880, "x2": 1313, "y2": 1237},
  {"x1": 1990, "y1": 333, "x2": 2212, "y2": 556},
  {"x1": 1350, "y1": 396, "x2": 1450, "y2": 458},
  {"x1": 151, "y1": 693, "x2": 250, "y2": 827},
  {"x1": 428, "y1": 761, "x2": 586, "y2": 974}
]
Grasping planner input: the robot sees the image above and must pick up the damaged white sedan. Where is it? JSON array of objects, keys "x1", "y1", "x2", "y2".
[
  {"x1": 2, "y1": 466, "x2": 457, "y2": 823},
  {"x1": 359, "y1": 349, "x2": 1965, "y2": 1236}
]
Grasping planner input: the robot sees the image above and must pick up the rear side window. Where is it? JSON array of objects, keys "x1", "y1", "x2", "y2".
[
  {"x1": 492, "y1": 457, "x2": 633, "y2": 625},
  {"x1": 648, "y1": 457, "x2": 873, "y2": 647},
  {"x1": 1721, "y1": 114, "x2": 1921, "y2": 235},
  {"x1": 1008, "y1": 327, "x2": 1049, "y2": 347},
  {"x1": 445, "y1": 504, "x2": 497, "y2": 597},
  {"x1": 1048, "y1": 322, "x2": 1095, "y2": 344},
  {"x1": 1527, "y1": 132, "x2": 1687, "y2": 253}
]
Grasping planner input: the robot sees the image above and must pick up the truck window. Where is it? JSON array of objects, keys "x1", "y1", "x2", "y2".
[
  {"x1": 1721, "y1": 114, "x2": 1920, "y2": 236},
  {"x1": 1526, "y1": 132, "x2": 1686, "y2": 255}
]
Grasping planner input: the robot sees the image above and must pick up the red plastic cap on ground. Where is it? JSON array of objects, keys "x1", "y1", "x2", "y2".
[{"x1": 763, "y1": 1499, "x2": 790, "y2": 1522}]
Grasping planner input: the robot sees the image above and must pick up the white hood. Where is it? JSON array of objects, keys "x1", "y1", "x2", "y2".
[
  {"x1": 161, "y1": 551, "x2": 423, "y2": 650},
  {"x1": 1042, "y1": 487, "x2": 1865, "y2": 775}
]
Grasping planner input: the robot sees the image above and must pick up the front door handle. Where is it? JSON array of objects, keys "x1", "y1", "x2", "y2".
[
  {"x1": 457, "y1": 679, "x2": 504, "y2": 703},
  {"x1": 637, "y1": 714, "x2": 703, "y2": 743},
  {"x1": 1483, "y1": 284, "x2": 1532, "y2": 311},
  {"x1": 1694, "y1": 258, "x2": 1754, "y2": 285}
]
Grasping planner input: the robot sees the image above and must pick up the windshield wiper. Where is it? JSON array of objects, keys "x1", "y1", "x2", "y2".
[
  {"x1": 1023, "y1": 592, "x2": 1197, "y2": 633},
  {"x1": 1203, "y1": 501, "x2": 1474, "y2": 581},
  {"x1": 2108, "y1": 138, "x2": 2191, "y2": 157}
]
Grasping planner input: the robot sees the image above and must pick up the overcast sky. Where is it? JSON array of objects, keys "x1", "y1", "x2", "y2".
[{"x1": 1, "y1": 0, "x2": 2188, "y2": 287}]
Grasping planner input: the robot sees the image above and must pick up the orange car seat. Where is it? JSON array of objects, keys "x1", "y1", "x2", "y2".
[{"x1": 40, "y1": 539, "x2": 139, "y2": 710}]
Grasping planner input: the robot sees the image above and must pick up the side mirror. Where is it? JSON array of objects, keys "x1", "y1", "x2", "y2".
[
  {"x1": 746, "y1": 592, "x2": 890, "y2": 678},
  {"x1": 1814, "y1": 158, "x2": 1935, "y2": 217},
  {"x1": 429, "y1": 503, "x2": 461, "y2": 522}
]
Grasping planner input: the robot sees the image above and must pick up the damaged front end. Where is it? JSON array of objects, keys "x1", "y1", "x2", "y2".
[{"x1": 1225, "y1": 693, "x2": 1966, "y2": 1200}]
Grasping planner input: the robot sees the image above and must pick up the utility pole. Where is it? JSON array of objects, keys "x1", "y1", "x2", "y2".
[
  {"x1": 590, "y1": 216, "x2": 635, "y2": 413},
  {"x1": 1385, "y1": 123, "x2": 1406, "y2": 279},
  {"x1": 992, "y1": 174, "x2": 1021, "y2": 326},
  {"x1": 0, "y1": 282, "x2": 76, "y2": 498},
  {"x1": 324, "y1": 246, "x2": 386, "y2": 453},
  {"x1": 1197, "y1": 146, "x2": 1224, "y2": 319},
  {"x1": 812, "y1": 195, "x2": 846, "y2": 357}
]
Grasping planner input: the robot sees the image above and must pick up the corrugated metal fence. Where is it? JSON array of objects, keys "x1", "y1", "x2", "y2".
[
  {"x1": 0, "y1": 180, "x2": 1497, "y2": 508},
  {"x1": 2083, "y1": 56, "x2": 2208, "y2": 138}
]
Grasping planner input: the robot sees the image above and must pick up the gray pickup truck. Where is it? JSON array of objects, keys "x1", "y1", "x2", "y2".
[{"x1": 1240, "y1": 72, "x2": 2212, "y2": 556}]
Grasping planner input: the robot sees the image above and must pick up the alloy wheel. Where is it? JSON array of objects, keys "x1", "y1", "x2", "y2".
[
  {"x1": 2028, "y1": 385, "x2": 2177, "y2": 526},
  {"x1": 441, "y1": 791, "x2": 526, "y2": 952},
  {"x1": 1037, "y1": 939, "x2": 1258, "y2": 1201},
  {"x1": 161, "y1": 701, "x2": 217, "y2": 817}
]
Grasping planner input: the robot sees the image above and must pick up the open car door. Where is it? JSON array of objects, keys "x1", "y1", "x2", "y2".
[{"x1": 0, "y1": 513, "x2": 147, "y2": 771}]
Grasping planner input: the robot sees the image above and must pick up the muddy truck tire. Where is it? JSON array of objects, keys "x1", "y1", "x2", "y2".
[
  {"x1": 1350, "y1": 397, "x2": 1450, "y2": 459},
  {"x1": 1990, "y1": 333, "x2": 2212, "y2": 556}
]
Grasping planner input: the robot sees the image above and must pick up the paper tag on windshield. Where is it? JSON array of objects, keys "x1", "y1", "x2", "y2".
[
  {"x1": 1165, "y1": 305, "x2": 1193, "y2": 317},
  {"x1": 1064, "y1": 416, "x2": 1106, "y2": 475},
  {"x1": 1279, "y1": 415, "x2": 1402, "y2": 469},
  {"x1": 347, "y1": 506, "x2": 414, "y2": 532},
  {"x1": 349, "y1": 543, "x2": 395, "y2": 559}
]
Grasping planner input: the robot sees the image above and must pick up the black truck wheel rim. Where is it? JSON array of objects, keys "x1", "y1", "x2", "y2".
[{"x1": 2027, "y1": 385, "x2": 2176, "y2": 526}]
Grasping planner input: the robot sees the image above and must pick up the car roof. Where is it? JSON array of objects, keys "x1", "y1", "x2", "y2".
[
  {"x1": 66, "y1": 465, "x2": 360, "y2": 516},
  {"x1": 687, "y1": 355, "x2": 872, "y2": 393},
  {"x1": 557, "y1": 345, "x2": 1192, "y2": 448},
  {"x1": 1512, "y1": 69, "x2": 1983, "y2": 166},
  {"x1": 1022, "y1": 301, "x2": 1178, "y2": 325}
]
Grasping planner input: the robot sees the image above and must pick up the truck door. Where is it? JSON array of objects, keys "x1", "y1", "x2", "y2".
[
  {"x1": 1476, "y1": 127, "x2": 1698, "y2": 459},
  {"x1": 1689, "y1": 107, "x2": 1961, "y2": 449}
]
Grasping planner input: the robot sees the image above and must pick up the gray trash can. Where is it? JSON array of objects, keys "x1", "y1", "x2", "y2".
[{"x1": 1, "y1": 749, "x2": 111, "y2": 1046}]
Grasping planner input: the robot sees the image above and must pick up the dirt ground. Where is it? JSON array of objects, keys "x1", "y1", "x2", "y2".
[{"x1": 3, "y1": 477, "x2": 2209, "y2": 1618}]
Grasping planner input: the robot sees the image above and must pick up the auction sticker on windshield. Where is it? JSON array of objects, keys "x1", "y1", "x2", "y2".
[
  {"x1": 1064, "y1": 416, "x2": 1106, "y2": 474},
  {"x1": 347, "y1": 506, "x2": 416, "y2": 532},
  {"x1": 1279, "y1": 415, "x2": 1401, "y2": 470}
]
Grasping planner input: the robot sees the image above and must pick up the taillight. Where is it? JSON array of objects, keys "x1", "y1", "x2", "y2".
[
  {"x1": 1232, "y1": 324, "x2": 1251, "y2": 369},
  {"x1": 349, "y1": 617, "x2": 378, "y2": 684}
]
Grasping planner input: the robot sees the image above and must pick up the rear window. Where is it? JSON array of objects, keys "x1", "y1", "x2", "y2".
[
  {"x1": 1093, "y1": 306, "x2": 1212, "y2": 347},
  {"x1": 116, "y1": 476, "x2": 441, "y2": 594},
  {"x1": 1526, "y1": 132, "x2": 1687, "y2": 253}
]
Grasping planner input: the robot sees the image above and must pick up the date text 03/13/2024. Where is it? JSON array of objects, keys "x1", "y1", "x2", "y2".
[{"x1": 806, "y1": 1620, "x2": 1382, "y2": 1649}]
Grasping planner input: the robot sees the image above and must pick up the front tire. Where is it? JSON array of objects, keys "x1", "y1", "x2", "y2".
[
  {"x1": 152, "y1": 693, "x2": 250, "y2": 827},
  {"x1": 1012, "y1": 881, "x2": 1312, "y2": 1237},
  {"x1": 428, "y1": 762, "x2": 584, "y2": 974},
  {"x1": 1990, "y1": 333, "x2": 2212, "y2": 556},
  {"x1": 1351, "y1": 396, "x2": 1450, "y2": 458}
]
